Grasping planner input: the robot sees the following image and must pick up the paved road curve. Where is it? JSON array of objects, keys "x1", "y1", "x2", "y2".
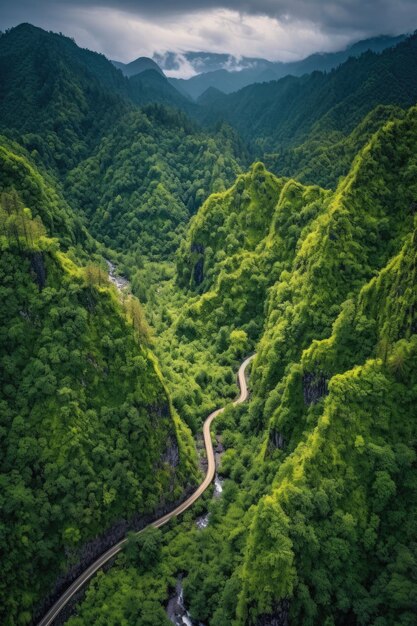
[{"x1": 37, "y1": 354, "x2": 255, "y2": 626}]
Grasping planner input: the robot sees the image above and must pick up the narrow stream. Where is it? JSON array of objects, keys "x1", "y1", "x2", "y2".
[
  {"x1": 195, "y1": 472, "x2": 223, "y2": 529},
  {"x1": 106, "y1": 259, "x2": 129, "y2": 292},
  {"x1": 169, "y1": 470, "x2": 224, "y2": 623},
  {"x1": 167, "y1": 580, "x2": 195, "y2": 626}
]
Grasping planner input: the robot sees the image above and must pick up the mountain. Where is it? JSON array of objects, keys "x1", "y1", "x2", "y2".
[
  {"x1": 0, "y1": 23, "x2": 242, "y2": 263},
  {"x1": 166, "y1": 34, "x2": 406, "y2": 99},
  {"x1": 198, "y1": 33, "x2": 417, "y2": 187},
  {"x1": 285, "y1": 33, "x2": 407, "y2": 76},
  {"x1": 0, "y1": 23, "x2": 194, "y2": 173},
  {"x1": 0, "y1": 139, "x2": 198, "y2": 624},
  {"x1": 167, "y1": 106, "x2": 417, "y2": 626},
  {"x1": 0, "y1": 23, "x2": 129, "y2": 170},
  {"x1": 129, "y1": 69, "x2": 195, "y2": 110},
  {"x1": 154, "y1": 50, "x2": 273, "y2": 75},
  {"x1": 65, "y1": 107, "x2": 243, "y2": 261},
  {"x1": 62, "y1": 104, "x2": 417, "y2": 626},
  {"x1": 112, "y1": 56, "x2": 164, "y2": 77},
  {"x1": 237, "y1": 109, "x2": 417, "y2": 625},
  {"x1": 2, "y1": 18, "x2": 417, "y2": 626},
  {"x1": 170, "y1": 67, "x2": 271, "y2": 100}
]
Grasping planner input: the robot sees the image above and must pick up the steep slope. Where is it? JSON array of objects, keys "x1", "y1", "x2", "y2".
[
  {"x1": 0, "y1": 24, "x2": 194, "y2": 173},
  {"x1": 51, "y1": 104, "x2": 417, "y2": 626},
  {"x1": 0, "y1": 136, "x2": 88, "y2": 248},
  {"x1": 0, "y1": 147, "x2": 197, "y2": 625},
  {"x1": 0, "y1": 23, "x2": 129, "y2": 171},
  {"x1": 170, "y1": 108, "x2": 417, "y2": 436},
  {"x1": 168, "y1": 35, "x2": 405, "y2": 99},
  {"x1": 237, "y1": 221, "x2": 417, "y2": 626},
  {"x1": 159, "y1": 106, "x2": 417, "y2": 626},
  {"x1": 129, "y1": 70, "x2": 195, "y2": 111},
  {"x1": 202, "y1": 33, "x2": 417, "y2": 145},
  {"x1": 143, "y1": 165, "x2": 330, "y2": 431},
  {"x1": 254, "y1": 106, "x2": 417, "y2": 403},
  {"x1": 264, "y1": 104, "x2": 406, "y2": 188},
  {"x1": 177, "y1": 162, "x2": 330, "y2": 332},
  {"x1": 112, "y1": 56, "x2": 164, "y2": 77},
  {"x1": 66, "y1": 107, "x2": 244, "y2": 261},
  {"x1": 0, "y1": 24, "x2": 246, "y2": 263},
  {"x1": 200, "y1": 33, "x2": 417, "y2": 186}
]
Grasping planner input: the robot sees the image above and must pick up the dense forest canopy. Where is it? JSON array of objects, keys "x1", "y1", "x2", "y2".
[{"x1": 0, "y1": 20, "x2": 416, "y2": 626}]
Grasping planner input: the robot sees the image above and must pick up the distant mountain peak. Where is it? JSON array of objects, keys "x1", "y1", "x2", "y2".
[
  {"x1": 197, "y1": 86, "x2": 225, "y2": 105},
  {"x1": 153, "y1": 50, "x2": 272, "y2": 78},
  {"x1": 112, "y1": 56, "x2": 164, "y2": 78},
  {"x1": 165, "y1": 33, "x2": 408, "y2": 100}
]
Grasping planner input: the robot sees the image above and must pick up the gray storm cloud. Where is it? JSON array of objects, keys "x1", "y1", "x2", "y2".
[
  {"x1": 0, "y1": 0, "x2": 416, "y2": 70},
  {"x1": 3, "y1": 0, "x2": 415, "y2": 32}
]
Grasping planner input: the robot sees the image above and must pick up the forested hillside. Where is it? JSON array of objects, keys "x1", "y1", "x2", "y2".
[
  {"x1": 62, "y1": 105, "x2": 417, "y2": 626},
  {"x1": 1, "y1": 20, "x2": 417, "y2": 626},
  {"x1": 236, "y1": 104, "x2": 417, "y2": 626},
  {"x1": 169, "y1": 34, "x2": 405, "y2": 100},
  {"x1": 65, "y1": 108, "x2": 243, "y2": 261},
  {"x1": 201, "y1": 33, "x2": 417, "y2": 187},
  {"x1": 0, "y1": 23, "x2": 197, "y2": 175},
  {"x1": 0, "y1": 101, "x2": 198, "y2": 625}
]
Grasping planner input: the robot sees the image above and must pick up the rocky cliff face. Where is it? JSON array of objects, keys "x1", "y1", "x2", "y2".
[
  {"x1": 256, "y1": 601, "x2": 290, "y2": 626},
  {"x1": 302, "y1": 372, "x2": 328, "y2": 405}
]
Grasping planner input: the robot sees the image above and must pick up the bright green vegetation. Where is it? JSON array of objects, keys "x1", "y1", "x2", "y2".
[
  {"x1": 0, "y1": 136, "x2": 88, "y2": 248},
  {"x1": 264, "y1": 104, "x2": 406, "y2": 189},
  {"x1": 0, "y1": 23, "x2": 245, "y2": 264},
  {"x1": 152, "y1": 163, "x2": 330, "y2": 430},
  {"x1": 181, "y1": 106, "x2": 417, "y2": 626},
  {"x1": 238, "y1": 227, "x2": 417, "y2": 626},
  {"x1": 0, "y1": 183, "x2": 197, "y2": 623},
  {"x1": 254, "y1": 107, "x2": 417, "y2": 404},
  {"x1": 66, "y1": 106, "x2": 417, "y2": 625},
  {"x1": 66, "y1": 107, "x2": 243, "y2": 261},
  {"x1": 1, "y1": 20, "x2": 417, "y2": 626}
]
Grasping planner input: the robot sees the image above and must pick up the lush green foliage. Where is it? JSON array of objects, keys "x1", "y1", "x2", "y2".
[
  {"x1": 237, "y1": 224, "x2": 417, "y2": 626},
  {"x1": 183, "y1": 107, "x2": 417, "y2": 625},
  {"x1": 2, "y1": 21, "x2": 417, "y2": 626},
  {"x1": 66, "y1": 107, "x2": 243, "y2": 261},
  {"x1": 153, "y1": 164, "x2": 328, "y2": 429},
  {"x1": 0, "y1": 24, "x2": 195, "y2": 173},
  {"x1": 73, "y1": 106, "x2": 417, "y2": 626},
  {"x1": 0, "y1": 190, "x2": 197, "y2": 624},
  {"x1": 0, "y1": 137, "x2": 88, "y2": 247},
  {"x1": 201, "y1": 33, "x2": 417, "y2": 187}
]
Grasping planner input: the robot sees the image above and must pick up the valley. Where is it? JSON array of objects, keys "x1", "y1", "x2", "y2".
[
  {"x1": 0, "y1": 18, "x2": 416, "y2": 626},
  {"x1": 38, "y1": 356, "x2": 254, "y2": 626}
]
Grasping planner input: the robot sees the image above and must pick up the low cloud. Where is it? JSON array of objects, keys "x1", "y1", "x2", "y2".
[{"x1": 0, "y1": 1, "x2": 416, "y2": 75}]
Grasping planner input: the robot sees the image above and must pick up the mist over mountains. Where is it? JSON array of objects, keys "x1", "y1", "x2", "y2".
[
  {"x1": 112, "y1": 33, "x2": 407, "y2": 99},
  {"x1": 1, "y1": 16, "x2": 417, "y2": 626}
]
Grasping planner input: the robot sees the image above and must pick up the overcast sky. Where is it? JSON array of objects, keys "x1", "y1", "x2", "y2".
[{"x1": 1, "y1": 1, "x2": 416, "y2": 77}]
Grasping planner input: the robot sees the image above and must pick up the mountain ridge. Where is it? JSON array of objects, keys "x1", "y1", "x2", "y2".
[
  {"x1": 164, "y1": 34, "x2": 407, "y2": 99},
  {"x1": 111, "y1": 56, "x2": 164, "y2": 78},
  {"x1": 1, "y1": 18, "x2": 417, "y2": 626}
]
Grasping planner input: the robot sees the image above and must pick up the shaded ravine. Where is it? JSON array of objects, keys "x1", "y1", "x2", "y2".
[{"x1": 37, "y1": 355, "x2": 255, "y2": 626}]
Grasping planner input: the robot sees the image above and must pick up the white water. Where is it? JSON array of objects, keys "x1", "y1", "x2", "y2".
[
  {"x1": 168, "y1": 582, "x2": 195, "y2": 626},
  {"x1": 214, "y1": 474, "x2": 223, "y2": 495},
  {"x1": 178, "y1": 587, "x2": 193, "y2": 626},
  {"x1": 195, "y1": 472, "x2": 224, "y2": 529},
  {"x1": 106, "y1": 259, "x2": 129, "y2": 292},
  {"x1": 196, "y1": 513, "x2": 209, "y2": 529}
]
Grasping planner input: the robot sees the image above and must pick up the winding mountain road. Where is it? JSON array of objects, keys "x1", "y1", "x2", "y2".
[{"x1": 37, "y1": 354, "x2": 254, "y2": 626}]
